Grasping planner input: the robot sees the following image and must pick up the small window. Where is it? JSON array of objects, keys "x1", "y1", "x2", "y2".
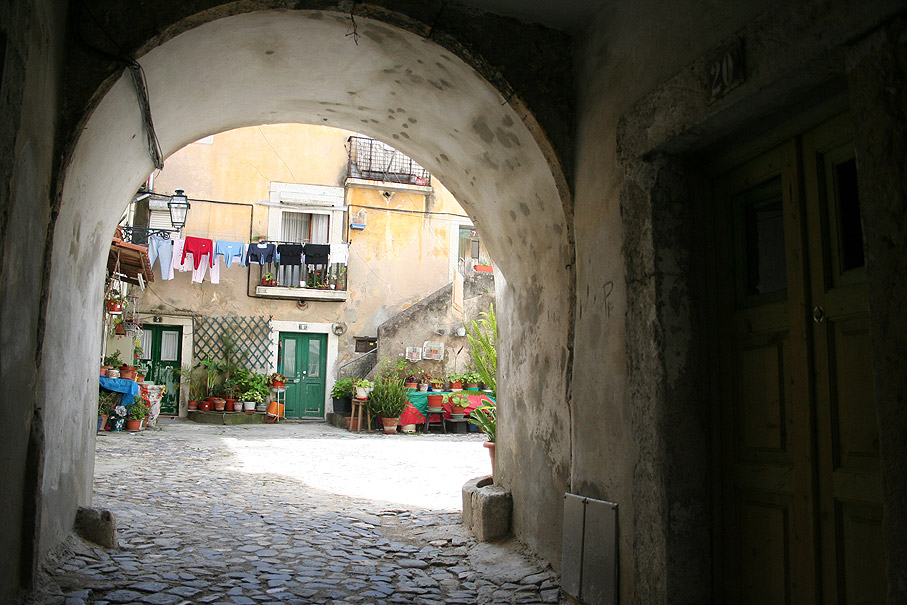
[
  {"x1": 733, "y1": 176, "x2": 787, "y2": 305},
  {"x1": 833, "y1": 158, "x2": 864, "y2": 272},
  {"x1": 354, "y1": 337, "x2": 377, "y2": 353}
]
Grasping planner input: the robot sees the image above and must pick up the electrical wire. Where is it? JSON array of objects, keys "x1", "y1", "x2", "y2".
[{"x1": 75, "y1": 0, "x2": 164, "y2": 169}]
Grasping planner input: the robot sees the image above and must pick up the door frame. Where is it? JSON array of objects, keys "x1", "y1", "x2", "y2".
[
  {"x1": 269, "y1": 320, "x2": 339, "y2": 419},
  {"x1": 136, "y1": 314, "x2": 193, "y2": 417}
]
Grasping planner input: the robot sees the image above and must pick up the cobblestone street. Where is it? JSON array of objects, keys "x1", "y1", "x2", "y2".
[{"x1": 28, "y1": 420, "x2": 562, "y2": 604}]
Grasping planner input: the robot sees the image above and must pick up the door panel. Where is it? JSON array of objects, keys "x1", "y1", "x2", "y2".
[
  {"x1": 803, "y1": 115, "x2": 882, "y2": 604},
  {"x1": 717, "y1": 113, "x2": 882, "y2": 603},
  {"x1": 716, "y1": 141, "x2": 816, "y2": 603},
  {"x1": 279, "y1": 332, "x2": 326, "y2": 418}
]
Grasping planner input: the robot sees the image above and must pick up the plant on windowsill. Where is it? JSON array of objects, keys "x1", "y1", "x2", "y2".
[{"x1": 261, "y1": 272, "x2": 277, "y2": 287}]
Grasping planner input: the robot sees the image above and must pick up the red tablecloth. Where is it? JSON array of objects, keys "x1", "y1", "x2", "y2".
[{"x1": 397, "y1": 393, "x2": 493, "y2": 425}]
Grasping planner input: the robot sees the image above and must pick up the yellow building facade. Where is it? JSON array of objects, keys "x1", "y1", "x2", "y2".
[{"x1": 119, "y1": 124, "x2": 485, "y2": 418}]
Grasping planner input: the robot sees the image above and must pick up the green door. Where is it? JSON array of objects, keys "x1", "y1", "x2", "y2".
[
  {"x1": 139, "y1": 325, "x2": 183, "y2": 415},
  {"x1": 278, "y1": 332, "x2": 327, "y2": 418}
]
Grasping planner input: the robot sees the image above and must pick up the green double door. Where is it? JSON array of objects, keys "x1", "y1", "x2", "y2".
[
  {"x1": 138, "y1": 325, "x2": 182, "y2": 415},
  {"x1": 278, "y1": 332, "x2": 327, "y2": 418}
]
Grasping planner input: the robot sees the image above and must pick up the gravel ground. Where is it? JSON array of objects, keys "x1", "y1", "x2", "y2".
[{"x1": 25, "y1": 419, "x2": 562, "y2": 604}]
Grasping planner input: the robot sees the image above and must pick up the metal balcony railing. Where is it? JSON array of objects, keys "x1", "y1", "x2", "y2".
[
  {"x1": 117, "y1": 226, "x2": 179, "y2": 246},
  {"x1": 347, "y1": 136, "x2": 431, "y2": 187}
]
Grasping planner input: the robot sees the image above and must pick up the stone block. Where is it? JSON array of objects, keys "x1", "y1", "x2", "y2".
[
  {"x1": 74, "y1": 506, "x2": 118, "y2": 549},
  {"x1": 462, "y1": 476, "x2": 511, "y2": 541}
]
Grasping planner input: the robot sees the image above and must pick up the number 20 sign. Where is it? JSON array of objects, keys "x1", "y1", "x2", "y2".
[{"x1": 708, "y1": 40, "x2": 745, "y2": 102}]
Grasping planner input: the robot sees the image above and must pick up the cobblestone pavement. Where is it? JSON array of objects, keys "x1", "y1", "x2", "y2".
[{"x1": 27, "y1": 420, "x2": 562, "y2": 604}]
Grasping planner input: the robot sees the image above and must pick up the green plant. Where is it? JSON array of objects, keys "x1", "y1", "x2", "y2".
[
  {"x1": 98, "y1": 390, "x2": 118, "y2": 414},
  {"x1": 468, "y1": 403, "x2": 496, "y2": 442},
  {"x1": 442, "y1": 392, "x2": 470, "y2": 408},
  {"x1": 462, "y1": 370, "x2": 481, "y2": 385},
  {"x1": 367, "y1": 377, "x2": 410, "y2": 418},
  {"x1": 354, "y1": 378, "x2": 373, "y2": 390},
  {"x1": 129, "y1": 394, "x2": 147, "y2": 420},
  {"x1": 446, "y1": 372, "x2": 466, "y2": 384},
  {"x1": 102, "y1": 350, "x2": 123, "y2": 367},
  {"x1": 331, "y1": 377, "x2": 355, "y2": 398},
  {"x1": 198, "y1": 357, "x2": 225, "y2": 395},
  {"x1": 241, "y1": 389, "x2": 264, "y2": 403},
  {"x1": 379, "y1": 357, "x2": 409, "y2": 381},
  {"x1": 467, "y1": 303, "x2": 497, "y2": 397}
]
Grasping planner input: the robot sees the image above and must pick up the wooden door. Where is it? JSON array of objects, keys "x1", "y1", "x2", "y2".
[
  {"x1": 138, "y1": 325, "x2": 182, "y2": 415},
  {"x1": 802, "y1": 115, "x2": 884, "y2": 604},
  {"x1": 714, "y1": 113, "x2": 882, "y2": 603},
  {"x1": 278, "y1": 332, "x2": 327, "y2": 418}
]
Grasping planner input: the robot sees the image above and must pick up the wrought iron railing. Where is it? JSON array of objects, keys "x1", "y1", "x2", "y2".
[
  {"x1": 347, "y1": 136, "x2": 431, "y2": 187},
  {"x1": 118, "y1": 226, "x2": 179, "y2": 246}
]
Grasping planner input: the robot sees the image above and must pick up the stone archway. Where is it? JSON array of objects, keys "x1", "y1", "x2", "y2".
[{"x1": 40, "y1": 9, "x2": 573, "y2": 574}]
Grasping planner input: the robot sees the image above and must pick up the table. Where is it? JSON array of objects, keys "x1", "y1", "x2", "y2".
[{"x1": 397, "y1": 391, "x2": 494, "y2": 426}]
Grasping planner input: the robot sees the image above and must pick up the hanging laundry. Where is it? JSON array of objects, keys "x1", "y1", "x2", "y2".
[
  {"x1": 246, "y1": 242, "x2": 276, "y2": 265},
  {"x1": 329, "y1": 242, "x2": 349, "y2": 265},
  {"x1": 148, "y1": 236, "x2": 174, "y2": 280},
  {"x1": 277, "y1": 244, "x2": 303, "y2": 266},
  {"x1": 303, "y1": 243, "x2": 330, "y2": 266},
  {"x1": 182, "y1": 236, "x2": 215, "y2": 269},
  {"x1": 215, "y1": 241, "x2": 247, "y2": 268},
  {"x1": 171, "y1": 238, "x2": 193, "y2": 273}
]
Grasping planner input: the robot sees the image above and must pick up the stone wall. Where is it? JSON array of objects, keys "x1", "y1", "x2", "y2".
[{"x1": 375, "y1": 270, "x2": 495, "y2": 381}]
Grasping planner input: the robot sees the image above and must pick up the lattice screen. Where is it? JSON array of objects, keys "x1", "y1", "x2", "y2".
[{"x1": 193, "y1": 316, "x2": 272, "y2": 371}]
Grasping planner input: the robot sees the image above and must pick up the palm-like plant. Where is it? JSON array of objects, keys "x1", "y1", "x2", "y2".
[{"x1": 467, "y1": 303, "x2": 497, "y2": 397}]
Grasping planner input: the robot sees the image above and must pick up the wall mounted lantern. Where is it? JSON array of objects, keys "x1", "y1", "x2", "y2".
[{"x1": 168, "y1": 189, "x2": 190, "y2": 228}]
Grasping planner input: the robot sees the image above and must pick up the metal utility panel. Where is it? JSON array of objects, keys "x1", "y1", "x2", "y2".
[{"x1": 562, "y1": 493, "x2": 618, "y2": 605}]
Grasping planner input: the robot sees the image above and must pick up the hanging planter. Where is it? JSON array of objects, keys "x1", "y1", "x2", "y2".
[{"x1": 106, "y1": 299, "x2": 124, "y2": 314}]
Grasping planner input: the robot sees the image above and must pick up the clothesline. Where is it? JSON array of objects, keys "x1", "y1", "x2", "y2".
[{"x1": 146, "y1": 235, "x2": 349, "y2": 284}]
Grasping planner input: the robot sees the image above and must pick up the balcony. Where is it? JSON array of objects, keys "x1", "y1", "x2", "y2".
[
  {"x1": 252, "y1": 259, "x2": 348, "y2": 302},
  {"x1": 346, "y1": 136, "x2": 432, "y2": 192}
]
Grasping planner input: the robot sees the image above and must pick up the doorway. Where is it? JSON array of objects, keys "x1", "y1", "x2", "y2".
[
  {"x1": 714, "y1": 113, "x2": 883, "y2": 602},
  {"x1": 138, "y1": 325, "x2": 183, "y2": 415},
  {"x1": 278, "y1": 332, "x2": 327, "y2": 419}
]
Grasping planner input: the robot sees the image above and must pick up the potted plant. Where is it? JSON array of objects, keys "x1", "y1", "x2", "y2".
[
  {"x1": 353, "y1": 378, "x2": 373, "y2": 400},
  {"x1": 137, "y1": 363, "x2": 151, "y2": 383},
  {"x1": 447, "y1": 372, "x2": 464, "y2": 391},
  {"x1": 241, "y1": 389, "x2": 264, "y2": 411},
  {"x1": 467, "y1": 303, "x2": 497, "y2": 398},
  {"x1": 462, "y1": 370, "x2": 481, "y2": 390},
  {"x1": 105, "y1": 290, "x2": 127, "y2": 314},
  {"x1": 430, "y1": 377, "x2": 446, "y2": 392},
  {"x1": 442, "y1": 392, "x2": 470, "y2": 418},
  {"x1": 98, "y1": 389, "x2": 117, "y2": 432},
  {"x1": 261, "y1": 272, "x2": 277, "y2": 286},
  {"x1": 331, "y1": 377, "x2": 355, "y2": 414},
  {"x1": 469, "y1": 402, "x2": 497, "y2": 479},
  {"x1": 416, "y1": 371, "x2": 431, "y2": 392},
  {"x1": 367, "y1": 377, "x2": 410, "y2": 434},
  {"x1": 270, "y1": 372, "x2": 286, "y2": 387},
  {"x1": 404, "y1": 374, "x2": 418, "y2": 390},
  {"x1": 126, "y1": 395, "x2": 147, "y2": 431}
]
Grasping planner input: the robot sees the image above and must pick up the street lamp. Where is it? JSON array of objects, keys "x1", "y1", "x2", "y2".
[{"x1": 168, "y1": 189, "x2": 190, "y2": 229}]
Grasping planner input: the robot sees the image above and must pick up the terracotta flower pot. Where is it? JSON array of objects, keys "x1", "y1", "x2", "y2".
[
  {"x1": 380, "y1": 417, "x2": 399, "y2": 434},
  {"x1": 125, "y1": 419, "x2": 142, "y2": 431},
  {"x1": 188, "y1": 400, "x2": 198, "y2": 411},
  {"x1": 426, "y1": 394, "x2": 443, "y2": 409},
  {"x1": 483, "y1": 441, "x2": 496, "y2": 480},
  {"x1": 449, "y1": 381, "x2": 463, "y2": 391},
  {"x1": 214, "y1": 399, "x2": 225, "y2": 411},
  {"x1": 199, "y1": 400, "x2": 212, "y2": 411},
  {"x1": 405, "y1": 382, "x2": 418, "y2": 390},
  {"x1": 272, "y1": 380, "x2": 285, "y2": 388},
  {"x1": 451, "y1": 405, "x2": 467, "y2": 416}
]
